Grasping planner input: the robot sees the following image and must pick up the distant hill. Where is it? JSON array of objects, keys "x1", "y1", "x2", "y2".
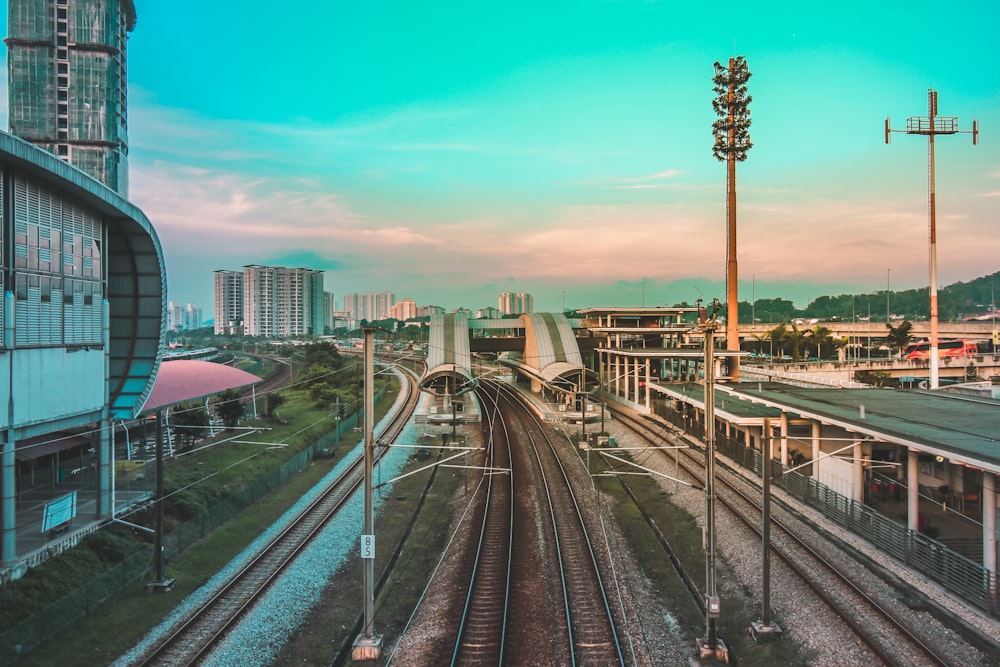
[{"x1": 731, "y1": 271, "x2": 1000, "y2": 324}]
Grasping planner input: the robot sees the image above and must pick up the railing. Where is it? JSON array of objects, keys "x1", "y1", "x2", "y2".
[
  {"x1": 652, "y1": 400, "x2": 997, "y2": 618},
  {"x1": 0, "y1": 389, "x2": 386, "y2": 667}
]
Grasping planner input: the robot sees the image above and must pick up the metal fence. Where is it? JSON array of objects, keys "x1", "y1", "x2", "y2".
[
  {"x1": 651, "y1": 399, "x2": 997, "y2": 617},
  {"x1": 0, "y1": 390, "x2": 382, "y2": 667}
]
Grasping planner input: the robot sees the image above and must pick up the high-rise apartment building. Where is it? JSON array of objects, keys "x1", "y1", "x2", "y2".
[
  {"x1": 343, "y1": 292, "x2": 394, "y2": 322},
  {"x1": 242, "y1": 265, "x2": 325, "y2": 337},
  {"x1": 6, "y1": 0, "x2": 136, "y2": 196},
  {"x1": 389, "y1": 298, "x2": 418, "y2": 322},
  {"x1": 499, "y1": 292, "x2": 533, "y2": 316},
  {"x1": 168, "y1": 302, "x2": 202, "y2": 332},
  {"x1": 477, "y1": 306, "x2": 501, "y2": 319},
  {"x1": 213, "y1": 269, "x2": 244, "y2": 335}
]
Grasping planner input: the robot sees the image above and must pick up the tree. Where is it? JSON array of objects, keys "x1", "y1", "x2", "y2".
[
  {"x1": 264, "y1": 392, "x2": 286, "y2": 418},
  {"x1": 171, "y1": 403, "x2": 208, "y2": 452},
  {"x1": 214, "y1": 388, "x2": 244, "y2": 428},
  {"x1": 832, "y1": 336, "x2": 850, "y2": 361},
  {"x1": 885, "y1": 320, "x2": 914, "y2": 356},
  {"x1": 784, "y1": 323, "x2": 809, "y2": 362},
  {"x1": 767, "y1": 323, "x2": 788, "y2": 359},
  {"x1": 809, "y1": 325, "x2": 834, "y2": 360}
]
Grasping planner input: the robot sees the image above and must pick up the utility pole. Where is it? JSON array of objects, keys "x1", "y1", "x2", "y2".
[
  {"x1": 697, "y1": 300, "x2": 727, "y2": 662},
  {"x1": 886, "y1": 89, "x2": 978, "y2": 389},
  {"x1": 352, "y1": 327, "x2": 381, "y2": 660},
  {"x1": 146, "y1": 410, "x2": 174, "y2": 592},
  {"x1": 751, "y1": 419, "x2": 781, "y2": 641},
  {"x1": 712, "y1": 56, "x2": 753, "y2": 382}
]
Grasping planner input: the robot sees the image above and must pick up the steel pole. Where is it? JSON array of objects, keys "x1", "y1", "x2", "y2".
[
  {"x1": 703, "y1": 322, "x2": 719, "y2": 649},
  {"x1": 352, "y1": 327, "x2": 381, "y2": 659},
  {"x1": 927, "y1": 92, "x2": 940, "y2": 389}
]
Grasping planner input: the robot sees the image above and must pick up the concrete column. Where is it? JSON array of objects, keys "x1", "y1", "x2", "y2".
[
  {"x1": 614, "y1": 354, "x2": 622, "y2": 398},
  {"x1": 853, "y1": 441, "x2": 864, "y2": 504},
  {"x1": 633, "y1": 357, "x2": 640, "y2": 405},
  {"x1": 811, "y1": 421, "x2": 821, "y2": 478},
  {"x1": 1, "y1": 433, "x2": 14, "y2": 562},
  {"x1": 779, "y1": 412, "x2": 789, "y2": 465},
  {"x1": 644, "y1": 358, "x2": 651, "y2": 411},
  {"x1": 908, "y1": 449, "x2": 920, "y2": 533},
  {"x1": 983, "y1": 471, "x2": 997, "y2": 596},
  {"x1": 96, "y1": 418, "x2": 112, "y2": 517},
  {"x1": 3, "y1": 292, "x2": 15, "y2": 562}
]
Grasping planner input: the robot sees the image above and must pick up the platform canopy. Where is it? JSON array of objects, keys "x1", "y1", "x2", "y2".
[{"x1": 140, "y1": 360, "x2": 262, "y2": 414}]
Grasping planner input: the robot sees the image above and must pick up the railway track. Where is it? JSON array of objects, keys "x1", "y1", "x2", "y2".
[
  {"x1": 607, "y1": 405, "x2": 968, "y2": 667},
  {"x1": 131, "y1": 365, "x2": 420, "y2": 667},
  {"x1": 449, "y1": 383, "x2": 514, "y2": 665},
  {"x1": 489, "y1": 380, "x2": 625, "y2": 666}
]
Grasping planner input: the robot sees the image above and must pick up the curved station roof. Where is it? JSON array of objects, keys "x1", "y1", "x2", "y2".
[
  {"x1": 420, "y1": 311, "x2": 585, "y2": 395},
  {"x1": 421, "y1": 312, "x2": 476, "y2": 392}
]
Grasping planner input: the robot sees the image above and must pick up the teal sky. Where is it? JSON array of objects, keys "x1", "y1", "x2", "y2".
[{"x1": 4, "y1": 1, "x2": 1000, "y2": 313}]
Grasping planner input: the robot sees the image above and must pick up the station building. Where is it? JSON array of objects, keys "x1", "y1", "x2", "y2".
[
  {"x1": 0, "y1": 130, "x2": 165, "y2": 582},
  {"x1": 420, "y1": 306, "x2": 1000, "y2": 612}
]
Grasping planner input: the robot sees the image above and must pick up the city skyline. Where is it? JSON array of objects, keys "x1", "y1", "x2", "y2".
[{"x1": 3, "y1": 2, "x2": 998, "y2": 313}]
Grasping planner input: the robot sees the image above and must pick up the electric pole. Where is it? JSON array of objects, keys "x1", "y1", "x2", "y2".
[
  {"x1": 352, "y1": 327, "x2": 382, "y2": 660},
  {"x1": 885, "y1": 89, "x2": 978, "y2": 389}
]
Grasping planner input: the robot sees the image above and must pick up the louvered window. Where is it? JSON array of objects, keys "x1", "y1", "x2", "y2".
[{"x1": 12, "y1": 176, "x2": 103, "y2": 347}]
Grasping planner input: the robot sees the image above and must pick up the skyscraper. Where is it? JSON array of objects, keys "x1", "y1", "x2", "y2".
[
  {"x1": 214, "y1": 269, "x2": 244, "y2": 335},
  {"x1": 343, "y1": 292, "x2": 394, "y2": 322},
  {"x1": 242, "y1": 265, "x2": 325, "y2": 337},
  {"x1": 5, "y1": 0, "x2": 136, "y2": 196},
  {"x1": 499, "y1": 292, "x2": 533, "y2": 316}
]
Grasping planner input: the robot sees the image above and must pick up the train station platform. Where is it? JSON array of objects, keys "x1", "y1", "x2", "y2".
[{"x1": 7, "y1": 459, "x2": 154, "y2": 579}]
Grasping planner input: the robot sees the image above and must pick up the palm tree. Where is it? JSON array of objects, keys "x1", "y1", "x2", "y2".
[
  {"x1": 767, "y1": 323, "x2": 788, "y2": 359},
  {"x1": 809, "y1": 325, "x2": 834, "y2": 360},
  {"x1": 784, "y1": 323, "x2": 809, "y2": 362},
  {"x1": 831, "y1": 336, "x2": 849, "y2": 361}
]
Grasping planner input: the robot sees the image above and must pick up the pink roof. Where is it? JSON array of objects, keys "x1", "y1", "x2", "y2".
[{"x1": 141, "y1": 360, "x2": 262, "y2": 413}]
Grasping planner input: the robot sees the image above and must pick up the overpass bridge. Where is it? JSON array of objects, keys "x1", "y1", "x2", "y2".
[{"x1": 739, "y1": 320, "x2": 998, "y2": 345}]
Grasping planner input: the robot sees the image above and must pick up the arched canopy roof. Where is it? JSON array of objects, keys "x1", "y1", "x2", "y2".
[
  {"x1": 0, "y1": 131, "x2": 166, "y2": 419},
  {"x1": 141, "y1": 360, "x2": 261, "y2": 413},
  {"x1": 420, "y1": 312, "x2": 475, "y2": 392},
  {"x1": 519, "y1": 312, "x2": 583, "y2": 371}
]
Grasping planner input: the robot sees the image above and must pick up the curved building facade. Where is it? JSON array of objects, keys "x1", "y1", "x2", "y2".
[{"x1": 0, "y1": 129, "x2": 164, "y2": 578}]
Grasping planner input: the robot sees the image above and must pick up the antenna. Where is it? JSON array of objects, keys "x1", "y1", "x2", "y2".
[{"x1": 885, "y1": 89, "x2": 979, "y2": 390}]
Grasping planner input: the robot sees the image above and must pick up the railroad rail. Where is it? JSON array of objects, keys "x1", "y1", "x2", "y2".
[
  {"x1": 608, "y1": 405, "x2": 964, "y2": 667},
  {"x1": 132, "y1": 365, "x2": 420, "y2": 667},
  {"x1": 449, "y1": 383, "x2": 514, "y2": 665},
  {"x1": 491, "y1": 381, "x2": 625, "y2": 666}
]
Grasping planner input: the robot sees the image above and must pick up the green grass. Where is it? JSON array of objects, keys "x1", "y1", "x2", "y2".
[{"x1": 9, "y1": 379, "x2": 392, "y2": 666}]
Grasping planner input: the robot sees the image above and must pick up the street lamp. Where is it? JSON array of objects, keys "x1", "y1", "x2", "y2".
[{"x1": 886, "y1": 268, "x2": 891, "y2": 324}]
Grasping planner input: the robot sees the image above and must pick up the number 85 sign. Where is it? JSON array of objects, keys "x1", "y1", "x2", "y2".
[{"x1": 360, "y1": 534, "x2": 375, "y2": 559}]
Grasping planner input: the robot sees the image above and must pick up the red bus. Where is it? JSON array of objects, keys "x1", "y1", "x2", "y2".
[{"x1": 903, "y1": 339, "x2": 978, "y2": 360}]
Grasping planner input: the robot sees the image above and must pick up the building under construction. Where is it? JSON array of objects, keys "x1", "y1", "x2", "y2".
[{"x1": 5, "y1": 0, "x2": 136, "y2": 196}]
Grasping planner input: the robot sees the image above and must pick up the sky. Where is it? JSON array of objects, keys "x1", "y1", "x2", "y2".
[{"x1": 3, "y1": 1, "x2": 999, "y2": 315}]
